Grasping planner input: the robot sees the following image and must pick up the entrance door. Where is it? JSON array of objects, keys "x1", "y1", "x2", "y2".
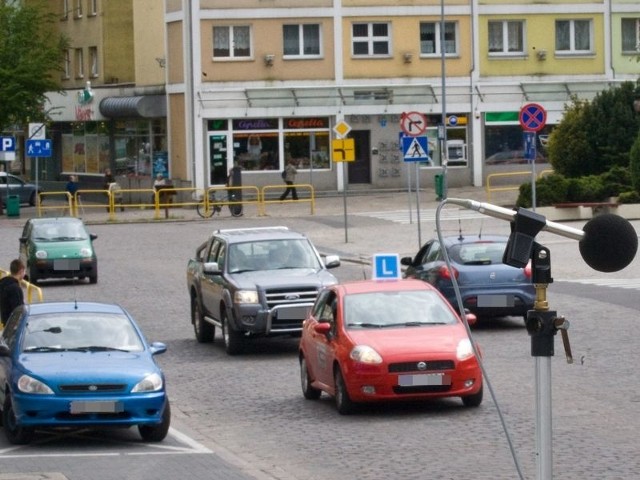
[
  {"x1": 347, "y1": 130, "x2": 371, "y2": 184},
  {"x1": 209, "y1": 135, "x2": 229, "y2": 185}
]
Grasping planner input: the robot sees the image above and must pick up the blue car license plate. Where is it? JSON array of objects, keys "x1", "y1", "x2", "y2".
[{"x1": 70, "y1": 401, "x2": 123, "y2": 414}]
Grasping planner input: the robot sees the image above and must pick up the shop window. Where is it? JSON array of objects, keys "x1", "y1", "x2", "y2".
[
  {"x1": 233, "y1": 132, "x2": 279, "y2": 171},
  {"x1": 283, "y1": 131, "x2": 330, "y2": 170}
]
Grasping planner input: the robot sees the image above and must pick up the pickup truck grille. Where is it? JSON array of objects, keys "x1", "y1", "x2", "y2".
[{"x1": 265, "y1": 287, "x2": 319, "y2": 332}]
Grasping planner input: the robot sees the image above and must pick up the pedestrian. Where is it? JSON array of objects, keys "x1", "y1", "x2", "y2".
[
  {"x1": 279, "y1": 158, "x2": 299, "y2": 201},
  {"x1": 65, "y1": 175, "x2": 79, "y2": 215},
  {"x1": 0, "y1": 259, "x2": 25, "y2": 327},
  {"x1": 103, "y1": 168, "x2": 115, "y2": 187}
]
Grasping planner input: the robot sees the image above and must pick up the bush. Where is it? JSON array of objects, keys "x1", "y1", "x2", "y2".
[
  {"x1": 516, "y1": 173, "x2": 569, "y2": 208},
  {"x1": 630, "y1": 132, "x2": 640, "y2": 194},
  {"x1": 618, "y1": 190, "x2": 640, "y2": 203}
]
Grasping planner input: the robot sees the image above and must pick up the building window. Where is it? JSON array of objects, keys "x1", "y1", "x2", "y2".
[
  {"x1": 283, "y1": 24, "x2": 321, "y2": 57},
  {"x1": 75, "y1": 48, "x2": 84, "y2": 78},
  {"x1": 61, "y1": 0, "x2": 69, "y2": 20},
  {"x1": 213, "y1": 26, "x2": 251, "y2": 59},
  {"x1": 89, "y1": 0, "x2": 97, "y2": 16},
  {"x1": 420, "y1": 21, "x2": 458, "y2": 56},
  {"x1": 555, "y1": 19, "x2": 592, "y2": 54},
  {"x1": 488, "y1": 20, "x2": 525, "y2": 54},
  {"x1": 63, "y1": 49, "x2": 71, "y2": 79},
  {"x1": 352, "y1": 23, "x2": 391, "y2": 57},
  {"x1": 89, "y1": 47, "x2": 98, "y2": 77},
  {"x1": 74, "y1": 0, "x2": 82, "y2": 18},
  {"x1": 621, "y1": 18, "x2": 640, "y2": 53}
]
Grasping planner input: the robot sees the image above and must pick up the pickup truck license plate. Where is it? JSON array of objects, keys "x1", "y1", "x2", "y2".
[
  {"x1": 70, "y1": 401, "x2": 123, "y2": 414},
  {"x1": 398, "y1": 373, "x2": 451, "y2": 387}
]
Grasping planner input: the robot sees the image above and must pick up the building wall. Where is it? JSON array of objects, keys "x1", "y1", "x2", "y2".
[
  {"x1": 169, "y1": 93, "x2": 188, "y2": 180},
  {"x1": 102, "y1": 0, "x2": 135, "y2": 84},
  {"x1": 133, "y1": 0, "x2": 166, "y2": 86},
  {"x1": 167, "y1": 21, "x2": 185, "y2": 85}
]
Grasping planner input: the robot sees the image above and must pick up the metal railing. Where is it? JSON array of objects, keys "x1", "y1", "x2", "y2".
[
  {"x1": 486, "y1": 170, "x2": 554, "y2": 202},
  {"x1": 261, "y1": 184, "x2": 315, "y2": 215}
]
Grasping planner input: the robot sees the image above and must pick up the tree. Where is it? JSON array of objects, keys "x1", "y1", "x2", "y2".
[
  {"x1": 547, "y1": 81, "x2": 640, "y2": 177},
  {"x1": 0, "y1": 1, "x2": 68, "y2": 131}
]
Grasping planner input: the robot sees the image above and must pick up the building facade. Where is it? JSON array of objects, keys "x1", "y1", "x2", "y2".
[{"x1": 165, "y1": 0, "x2": 640, "y2": 193}]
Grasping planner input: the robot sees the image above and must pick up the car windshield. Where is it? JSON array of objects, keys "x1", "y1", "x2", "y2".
[
  {"x1": 21, "y1": 312, "x2": 144, "y2": 353},
  {"x1": 344, "y1": 290, "x2": 457, "y2": 328},
  {"x1": 228, "y1": 239, "x2": 321, "y2": 273},
  {"x1": 32, "y1": 222, "x2": 88, "y2": 241},
  {"x1": 449, "y1": 241, "x2": 507, "y2": 265}
]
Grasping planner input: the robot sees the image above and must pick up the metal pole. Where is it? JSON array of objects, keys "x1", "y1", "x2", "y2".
[
  {"x1": 415, "y1": 162, "x2": 422, "y2": 247},
  {"x1": 440, "y1": 0, "x2": 448, "y2": 200},
  {"x1": 343, "y1": 162, "x2": 348, "y2": 243},
  {"x1": 407, "y1": 156, "x2": 413, "y2": 224},
  {"x1": 535, "y1": 357, "x2": 553, "y2": 480}
]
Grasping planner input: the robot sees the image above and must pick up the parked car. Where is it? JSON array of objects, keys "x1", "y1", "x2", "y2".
[
  {"x1": 299, "y1": 279, "x2": 482, "y2": 414},
  {"x1": 401, "y1": 235, "x2": 535, "y2": 320},
  {"x1": 19, "y1": 217, "x2": 98, "y2": 284},
  {"x1": 485, "y1": 150, "x2": 546, "y2": 165},
  {"x1": 187, "y1": 226, "x2": 340, "y2": 355},
  {"x1": 0, "y1": 301, "x2": 170, "y2": 444},
  {"x1": 0, "y1": 172, "x2": 42, "y2": 207}
]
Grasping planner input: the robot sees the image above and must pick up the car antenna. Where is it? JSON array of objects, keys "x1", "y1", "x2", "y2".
[
  {"x1": 478, "y1": 218, "x2": 484, "y2": 240},
  {"x1": 360, "y1": 254, "x2": 368, "y2": 280},
  {"x1": 457, "y1": 217, "x2": 464, "y2": 241}
]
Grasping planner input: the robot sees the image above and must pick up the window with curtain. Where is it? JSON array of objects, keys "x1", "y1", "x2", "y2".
[
  {"x1": 213, "y1": 26, "x2": 251, "y2": 59},
  {"x1": 89, "y1": 47, "x2": 98, "y2": 77},
  {"x1": 352, "y1": 23, "x2": 390, "y2": 56},
  {"x1": 283, "y1": 24, "x2": 321, "y2": 57},
  {"x1": 420, "y1": 22, "x2": 458, "y2": 55},
  {"x1": 621, "y1": 18, "x2": 640, "y2": 53},
  {"x1": 488, "y1": 20, "x2": 524, "y2": 54},
  {"x1": 555, "y1": 19, "x2": 592, "y2": 53}
]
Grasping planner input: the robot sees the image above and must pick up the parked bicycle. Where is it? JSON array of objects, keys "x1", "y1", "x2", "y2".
[{"x1": 196, "y1": 189, "x2": 243, "y2": 218}]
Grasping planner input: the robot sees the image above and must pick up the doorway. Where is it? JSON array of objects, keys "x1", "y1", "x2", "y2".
[{"x1": 347, "y1": 130, "x2": 371, "y2": 184}]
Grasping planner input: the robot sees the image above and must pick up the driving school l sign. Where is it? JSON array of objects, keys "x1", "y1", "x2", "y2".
[{"x1": 519, "y1": 103, "x2": 547, "y2": 132}]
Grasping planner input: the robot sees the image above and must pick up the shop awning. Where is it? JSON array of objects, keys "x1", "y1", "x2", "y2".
[{"x1": 99, "y1": 95, "x2": 167, "y2": 118}]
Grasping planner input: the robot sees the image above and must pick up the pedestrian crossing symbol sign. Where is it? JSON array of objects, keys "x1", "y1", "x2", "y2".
[{"x1": 402, "y1": 136, "x2": 429, "y2": 162}]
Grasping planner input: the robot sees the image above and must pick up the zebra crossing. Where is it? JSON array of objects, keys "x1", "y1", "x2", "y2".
[
  {"x1": 352, "y1": 207, "x2": 486, "y2": 225},
  {"x1": 555, "y1": 278, "x2": 640, "y2": 291}
]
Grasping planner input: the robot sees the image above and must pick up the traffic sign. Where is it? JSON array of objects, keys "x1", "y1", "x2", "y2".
[
  {"x1": 28, "y1": 123, "x2": 46, "y2": 140},
  {"x1": 402, "y1": 136, "x2": 429, "y2": 162},
  {"x1": 333, "y1": 120, "x2": 352, "y2": 139},
  {"x1": 0, "y1": 136, "x2": 16, "y2": 152},
  {"x1": 26, "y1": 139, "x2": 52, "y2": 157},
  {"x1": 400, "y1": 111, "x2": 427, "y2": 137},
  {"x1": 332, "y1": 138, "x2": 355, "y2": 162},
  {"x1": 519, "y1": 103, "x2": 546, "y2": 132},
  {"x1": 372, "y1": 254, "x2": 401, "y2": 280},
  {"x1": 523, "y1": 131, "x2": 536, "y2": 162}
]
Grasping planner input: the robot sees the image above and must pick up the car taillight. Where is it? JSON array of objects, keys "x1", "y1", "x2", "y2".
[
  {"x1": 523, "y1": 260, "x2": 532, "y2": 279},
  {"x1": 438, "y1": 264, "x2": 459, "y2": 280}
]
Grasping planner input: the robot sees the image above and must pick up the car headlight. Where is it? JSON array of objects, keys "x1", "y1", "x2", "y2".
[
  {"x1": 79, "y1": 247, "x2": 93, "y2": 257},
  {"x1": 456, "y1": 338, "x2": 475, "y2": 360},
  {"x1": 18, "y1": 374, "x2": 54, "y2": 394},
  {"x1": 350, "y1": 345, "x2": 383, "y2": 364},
  {"x1": 132, "y1": 373, "x2": 163, "y2": 393},
  {"x1": 35, "y1": 250, "x2": 48, "y2": 259},
  {"x1": 234, "y1": 290, "x2": 259, "y2": 304}
]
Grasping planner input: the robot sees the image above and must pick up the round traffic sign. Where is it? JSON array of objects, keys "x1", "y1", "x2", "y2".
[
  {"x1": 400, "y1": 111, "x2": 427, "y2": 137},
  {"x1": 519, "y1": 103, "x2": 547, "y2": 132}
]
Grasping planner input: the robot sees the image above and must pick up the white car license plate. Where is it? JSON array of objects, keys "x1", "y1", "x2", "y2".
[
  {"x1": 398, "y1": 373, "x2": 451, "y2": 387},
  {"x1": 477, "y1": 294, "x2": 514, "y2": 307},
  {"x1": 70, "y1": 401, "x2": 123, "y2": 414}
]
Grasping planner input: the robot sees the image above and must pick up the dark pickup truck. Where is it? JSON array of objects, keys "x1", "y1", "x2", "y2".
[{"x1": 186, "y1": 226, "x2": 340, "y2": 354}]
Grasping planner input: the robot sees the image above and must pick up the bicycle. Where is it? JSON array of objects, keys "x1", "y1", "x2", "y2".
[{"x1": 196, "y1": 189, "x2": 243, "y2": 218}]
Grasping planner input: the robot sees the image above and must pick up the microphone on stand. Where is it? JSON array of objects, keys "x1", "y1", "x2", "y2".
[{"x1": 446, "y1": 198, "x2": 638, "y2": 273}]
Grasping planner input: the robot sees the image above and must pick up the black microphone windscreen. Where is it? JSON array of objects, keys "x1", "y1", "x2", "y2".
[{"x1": 579, "y1": 214, "x2": 638, "y2": 272}]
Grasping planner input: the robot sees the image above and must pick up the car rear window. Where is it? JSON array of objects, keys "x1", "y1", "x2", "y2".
[{"x1": 450, "y1": 241, "x2": 506, "y2": 265}]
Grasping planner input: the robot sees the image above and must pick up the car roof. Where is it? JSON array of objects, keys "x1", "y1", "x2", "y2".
[
  {"x1": 441, "y1": 234, "x2": 509, "y2": 246},
  {"x1": 27, "y1": 217, "x2": 85, "y2": 226},
  {"x1": 25, "y1": 302, "x2": 126, "y2": 315},
  {"x1": 213, "y1": 226, "x2": 309, "y2": 243},
  {"x1": 335, "y1": 279, "x2": 434, "y2": 295}
]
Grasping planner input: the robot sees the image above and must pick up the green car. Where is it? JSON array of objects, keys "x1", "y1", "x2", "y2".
[{"x1": 19, "y1": 218, "x2": 98, "y2": 284}]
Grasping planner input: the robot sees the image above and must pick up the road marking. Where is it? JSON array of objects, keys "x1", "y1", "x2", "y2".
[
  {"x1": 556, "y1": 278, "x2": 640, "y2": 291},
  {"x1": 353, "y1": 208, "x2": 485, "y2": 225}
]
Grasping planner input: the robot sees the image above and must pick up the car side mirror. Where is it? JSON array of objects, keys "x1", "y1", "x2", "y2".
[
  {"x1": 463, "y1": 310, "x2": 477, "y2": 327},
  {"x1": 90, "y1": 234, "x2": 98, "y2": 241},
  {"x1": 19, "y1": 237, "x2": 27, "y2": 244},
  {"x1": 203, "y1": 262, "x2": 222, "y2": 275},
  {"x1": 149, "y1": 342, "x2": 167, "y2": 355},
  {"x1": 324, "y1": 255, "x2": 340, "y2": 269},
  {"x1": 0, "y1": 344, "x2": 10, "y2": 357},
  {"x1": 313, "y1": 322, "x2": 331, "y2": 335},
  {"x1": 400, "y1": 256, "x2": 413, "y2": 266}
]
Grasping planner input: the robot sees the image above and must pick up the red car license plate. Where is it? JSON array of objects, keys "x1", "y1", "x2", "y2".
[{"x1": 398, "y1": 373, "x2": 451, "y2": 387}]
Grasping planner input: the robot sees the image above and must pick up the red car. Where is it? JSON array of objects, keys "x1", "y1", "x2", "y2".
[{"x1": 298, "y1": 279, "x2": 483, "y2": 414}]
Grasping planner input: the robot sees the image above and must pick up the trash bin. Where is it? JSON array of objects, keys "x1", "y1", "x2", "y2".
[
  {"x1": 434, "y1": 174, "x2": 444, "y2": 200},
  {"x1": 6, "y1": 195, "x2": 20, "y2": 217}
]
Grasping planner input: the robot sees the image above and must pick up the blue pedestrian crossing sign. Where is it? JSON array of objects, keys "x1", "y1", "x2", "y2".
[
  {"x1": 26, "y1": 139, "x2": 52, "y2": 158},
  {"x1": 402, "y1": 136, "x2": 429, "y2": 162},
  {"x1": 372, "y1": 253, "x2": 401, "y2": 280}
]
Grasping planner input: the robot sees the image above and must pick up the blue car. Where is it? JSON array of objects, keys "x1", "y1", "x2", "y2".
[
  {"x1": 0, "y1": 302, "x2": 170, "y2": 444},
  {"x1": 401, "y1": 235, "x2": 535, "y2": 320}
]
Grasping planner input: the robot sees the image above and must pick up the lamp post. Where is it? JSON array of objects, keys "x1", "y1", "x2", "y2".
[{"x1": 439, "y1": 0, "x2": 448, "y2": 200}]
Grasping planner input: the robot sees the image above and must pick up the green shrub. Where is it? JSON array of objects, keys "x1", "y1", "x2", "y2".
[
  {"x1": 516, "y1": 173, "x2": 569, "y2": 207},
  {"x1": 618, "y1": 190, "x2": 640, "y2": 203},
  {"x1": 630, "y1": 133, "x2": 640, "y2": 194}
]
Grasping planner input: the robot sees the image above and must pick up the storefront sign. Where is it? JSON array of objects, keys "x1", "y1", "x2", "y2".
[{"x1": 284, "y1": 118, "x2": 329, "y2": 129}]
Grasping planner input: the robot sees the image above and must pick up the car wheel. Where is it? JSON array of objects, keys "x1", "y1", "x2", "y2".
[
  {"x1": 334, "y1": 367, "x2": 355, "y2": 415},
  {"x1": 462, "y1": 384, "x2": 483, "y2": 407},
  {"x1": 192, "y1": 295, "x2": 214, "y2": 343},
  {"x1": 3, "y1": 396, "x2": 33, "y2": 445},
  {"x1": 89, "y1": 272, "x2": 98, "y2": 284},
  {"x1": 138, "y1": 398, "x2": 171, "y2": 442},
  {"x1": 221, "y1": 309, "x2": 243, "y2": 355},
  {"x1": 29, "y1": 192, "x2": 37, "y2": 206},
  {"x1": 300, "y1": 355, "x2": 321, "y2": 400},
  {"x1": 28, "y1": 264, "x2": 38, "y2": 285}
]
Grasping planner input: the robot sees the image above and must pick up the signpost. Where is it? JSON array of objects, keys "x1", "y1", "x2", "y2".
[
  {"x1": 520, "y1": 103, "x2": 546, "y2": 212},
  {"x1": 333, "y1": 120, "x2": 353, "y2": 243},
  {"x1": 0, "y1": 136, "x2": 16, "y2": 161},
  {"x1": 26, "y1": 123, "x2": 49, "y2": 204}
]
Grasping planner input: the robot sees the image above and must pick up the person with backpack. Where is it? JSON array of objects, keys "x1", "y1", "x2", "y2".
[
  {"x1": 0, "y1": 259, "x2": 25, "y2": 327},
  {"x1": 279, "y1": 158, "x2": 299, "y2": 201}
]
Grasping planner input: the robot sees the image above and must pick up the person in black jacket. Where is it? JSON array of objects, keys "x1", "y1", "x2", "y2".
[{"x1": 0, "y1": 259, "x2": 25, "y2": 327}]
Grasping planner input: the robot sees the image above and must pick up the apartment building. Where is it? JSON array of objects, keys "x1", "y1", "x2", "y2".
[
  {"x1": 165, "y1": 0, "x2": 640, "y2": 193},
  {"x1": 41, "y1": 0, "x2": 167, "y2": 181}
]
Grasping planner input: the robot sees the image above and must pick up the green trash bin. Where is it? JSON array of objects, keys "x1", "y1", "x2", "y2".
[
  {"x1": 434, "y1": 174, "x2": 444, "y2": 200},
  {"x1": 6, "y1": 195, "x2": 20, "y2": 217}
]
